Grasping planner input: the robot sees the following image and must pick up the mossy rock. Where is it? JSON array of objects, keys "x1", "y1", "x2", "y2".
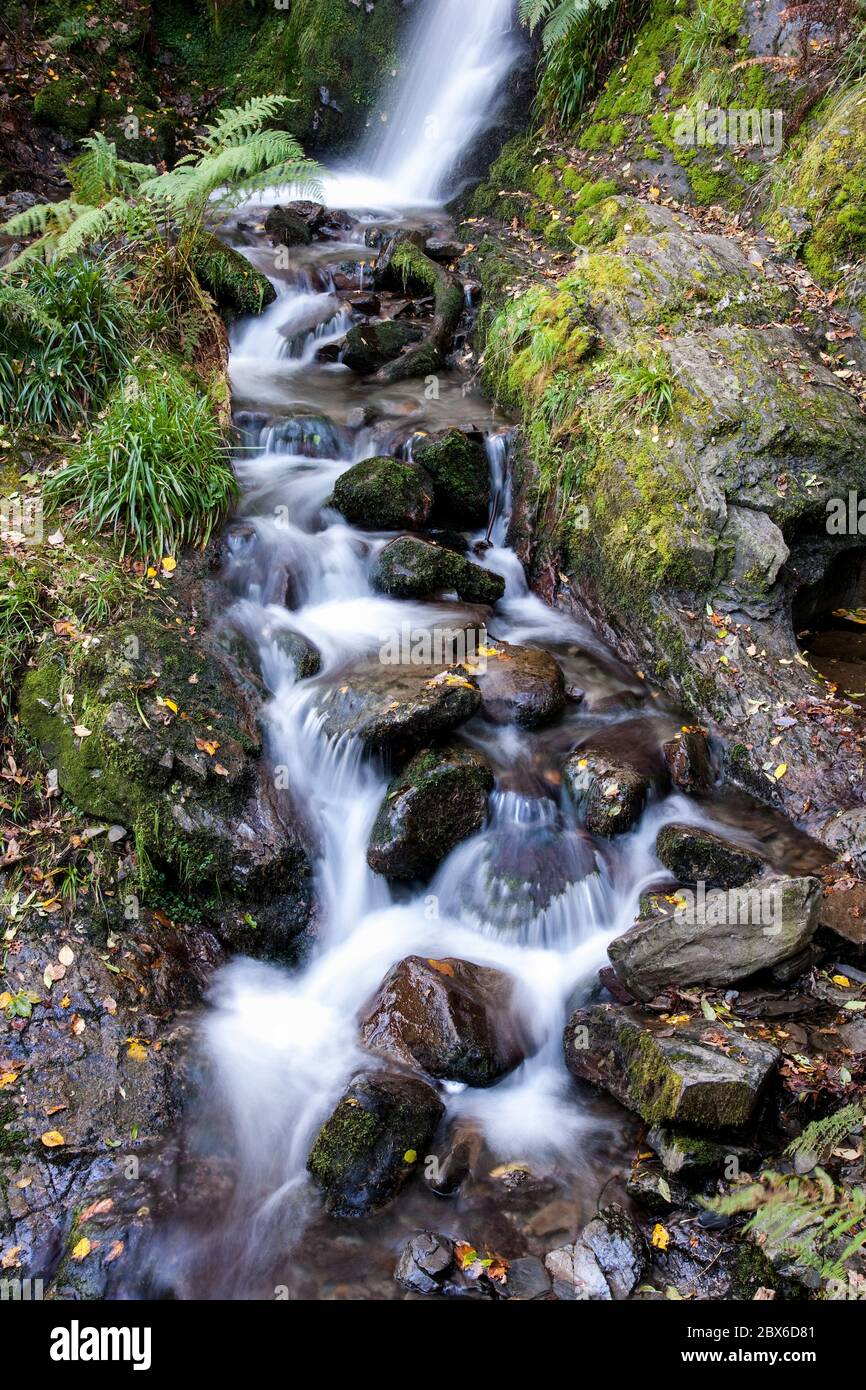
[
  {"x1": 307, "y1": 1070, "x2": 444, "y2": 1217},
  {"x1": 564, "y1": 1003, "x2": 780, "y2": 1130},
  {"x1": 367, "y1": 745, "x2": 493, "y2": 880},
  {"x1": 656, "y1": 822, "x2": 765, "y2": 888},
  {"x1": 342, "y1": 320, "x2": 422, "y2": 375},
  {"x1": 190, "y1": 232, "x2": 276, "y2": 320},
  {"x1": 370, "y1": 535, "x2": 504, "y2": 605},
  {"x1": 412, "y1": 430, "x2": 490, "y2": 526},
  {"x1": 33, "y1": 76, "x2": 98, "y2": 138},
  {"x1": 330, "y1": 456, "x2": 435, "y2": 531}
]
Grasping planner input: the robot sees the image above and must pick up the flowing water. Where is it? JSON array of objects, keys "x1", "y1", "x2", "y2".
[{"x1": 148, "y1": 0, "x2": 824, "y2": 1300}]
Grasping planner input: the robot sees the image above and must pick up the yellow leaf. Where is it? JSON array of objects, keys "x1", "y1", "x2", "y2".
[
  {"x1": 162, "y1": 698, "x2": 178, "y2": 714},
  {"x1": 0, "y1": 1071, "x2": 18, "y2": 1089},
  {"x1": 403, "y1": 1150, "x2": 417, "y2": 1164},
  {"x1": 651, "y1": 1223, "x2": 670, "y2": 1251},
  {"x1": 40, "y1": 1130, "x2": 65, "y2": 1148},
  {"x1": 832, "y1": 974, "x2": 851, "y2": 988},
  {"x1": 427, "y1": 959, "x2": 454, "y2": 976},
  {"x1": 127, "y1": 1040, "x2": 148, "y2": 1060},
  {"x1": 773, "y1": 763, "x2": 787, "y2": 779},
  {"x1": 71, "y1": 1237, "x2": 92, "y2": 1261},
  {"x1": 161, "y1": 556, "x2": 177, "y2": 573}
]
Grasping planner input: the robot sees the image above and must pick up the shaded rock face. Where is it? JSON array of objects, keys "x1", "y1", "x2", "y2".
[
  {"x1": 306, "y1": 1070, "x2": 444, "y2": 1217},
  {"x1": 367, "y1": 745, "x2": 493, "y2": 880},
  {"x1": 656, "y1": 823, "x2": 766, "y2": 888},
  {"x1": 316, "y1": 659, "x2": 481, "y2": 753},
  {"x1": 359, "y1": 955, "x2": 527, "y2": 1087},
  {"x1": 647, "y1": 1127, "x2": 759, "y2": 1179},
  {"x1": 546, "y1": 1204, "x2": 646, "y2": 1301},
  {"x1": 330, "y1": 456, "x2": 435, "y2": 531},
  {"x1": 564, "y1": 1003, "x2": 780, "y2": 1129},
  {"x1": 473, "y1": 638, "x2": 566, "y2": 729},
  {"x1": 342, "y1": 320, "x2": 423, "y2": 374},
  {"x1": 17, "y1": 614, "x2": 312, "y2": 912},
  {"x1": 608, "y1": 874, "x2": 821, "y2": 1001},
  {"x1": 412, "y1": 429, "x2": 491, "y2": 526},
  {"x1": 265, "y1": 203, "x2": 321, "y2": 246},
  {"x1": 371, "y1": 535, "x2": 505, "y2": 605}
]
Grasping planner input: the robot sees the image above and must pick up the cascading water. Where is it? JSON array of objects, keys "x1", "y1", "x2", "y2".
[{"x1": 147, "y1": 1, "x2": 815, "y2": 1300}]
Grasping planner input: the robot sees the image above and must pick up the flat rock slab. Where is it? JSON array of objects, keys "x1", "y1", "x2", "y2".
[
  {"x1": 317, "y1": 660, "x2": 480, "y2": 751},
  {"x1": 608, "y1": 874, "x2": 821, "y2": 1000},
  {"x1": 360, "y1": 955, "x2": 526, "y2": 1086},
  {"x1": 564, "y1": 1003, "x2": 780, "y2": 1130}
]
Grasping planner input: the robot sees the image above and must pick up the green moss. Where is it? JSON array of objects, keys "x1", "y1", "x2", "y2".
[
  {"x1": 33, "y1": 75, "x2": 98, "y2": 137},
  {"x1": 191, "y1": 232, "x2": 276, "y2": 320}
]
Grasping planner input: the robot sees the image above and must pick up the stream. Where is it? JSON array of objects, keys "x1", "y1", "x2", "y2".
[{"x1": 147, "y1": 0, "x2": 825, "y2": 1300}]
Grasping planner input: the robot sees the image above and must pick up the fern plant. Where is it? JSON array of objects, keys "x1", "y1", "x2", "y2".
[
  {"x1": 519, "y1": 0, "x2": 649, "y2": 127},
  {"x1": 1, "y1": 97, "x2": 322, "y2": 267}
]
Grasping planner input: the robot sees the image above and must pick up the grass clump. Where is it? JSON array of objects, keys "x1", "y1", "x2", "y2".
[
  {"x1": 46, "y1": 367, "x2": 237, "y2": 560},
  {"x1": 609, "y1": 351, "x2": 676, "y2": 421}
]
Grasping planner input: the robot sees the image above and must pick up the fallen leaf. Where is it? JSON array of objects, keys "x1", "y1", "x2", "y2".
[
  {"x1": 40, "y1": 1130, "x2": 65, "y2": 1148},
  {"x1": 71, "y1": 1237, "x2": 92, "y2": 1261}
]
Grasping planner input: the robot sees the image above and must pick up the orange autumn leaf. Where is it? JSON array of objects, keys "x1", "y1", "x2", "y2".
[{"x1": 40, "y1": 1129, "x2": 65, "y2": 1148}]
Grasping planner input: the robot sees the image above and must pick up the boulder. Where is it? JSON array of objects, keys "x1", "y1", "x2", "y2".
[
  {"x1": 316, "y1": 659, "x2": 481, "y2": 753},
  {"x1": 395, "y1": 1232, "x2": 457, "y2": 1295},
  {"x1": 367, "y1": 745, "x2": 493, "y2": 880},
  {"x1": 307, "y1": 1070, "x2": 443, "y2": 1217},
  {"x1": 546, "y1": 1204, "x2": 646, "y2": 1301},
  {"x1": 265, "y1": 202, "x2": 322, "y2": 246},
  {"x1": 359, "y1": 955, "x2": 526, "y2": 1086},
  {"x1": 607, "y1": 875, "x2": 821, "y2": 1000},
  {"x1": 563, "y1": 740, "x2": 654, "y2": 836},
  {"x1": 342, "y1": 320, "x2": 422, "y2": 374},
  {"x1": 656, "y1": 822, "x2": 766, "y2": 888},
  {"x1": 370, "y1": 535, "x2": 504, "y2": 605},
  {"x1": 330, "y1": 456, "x2": 434, "y2": 531},
  {"x1": 661, "y1": 728, "x2": 715, "y2": 794},
  {"x1": 190, "y1": 232, "x2": 276, "y2": 319},
  {"x1": 473, "y1": 638, "x2": 566, "y2": 729},
  {"x1": 647, "y1": 1127, "x2": 759, "y2": 1178},
  {"x1": 273, "y1": 629, "x2": 322, "y2": 681},
  {"x1": 412, "y1": 429, "x2": 491, "y2": 526},
  {"x1": 564, "y1": 1003, "x2": 779, "y2": 1129}
]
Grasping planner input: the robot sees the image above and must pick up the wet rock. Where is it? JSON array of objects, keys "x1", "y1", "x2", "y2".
[
  {"x1": 564, "y1": 1003, "x2": 779, "y2": 1129},
  {"x1": 367, "y1": 745, "x2": 493, "y2": 880},
  {"x1": 265, "y1": 203, "x2": 317, "y2": 246},
  {"x1": 661, "y1": 728, "x2": 715, "y2": 794},
  {"x1": 330, "y1": 456, "x2": 435, "y2": 531},
  {"x1": 818, "y1": 875, "x2": 866, "y2": 947},
  {"x1": 412, "y1": 429, "x2": 491, "y2": 526},
  {"x1": 307, "y1": 1070, "x2": 444, "y2": 1217},
  {"x1": 607, "y1": 875, "x2": 821, "y2": 1000},
  {"x1": 346, "y1": 290, "x2": 381, "y2": 315},
  {"x1": 395, "y1": 1232, "x2": 455, "y2": 1294},
  {"x1": 627, "y1": 1161, "x2": 699, "y2": 1213},
  {"x1": 545, "y1": 1235, "x2": 613, "y2": 1301},
  {"x1": 359, "y1": 955, "x2": 526, "y2": 1086},
  {"x1": 191, "y1": 232, "x2": 276, "y2": 319},
  {"x1": 581, "y1": 1204, "x2": 647, "y2": 1300},
  {"x1": 563, "y1": 743, "x2": 651, "y2": 837},
  {"x1": 370, "y1": 535, "x2": 504, "y2": 605},
  {"x1": 500, "y1": 1256, "x2": 552, "y2": 1301},
  {"x1": 473, "y1": 638, "x2": 566, "y2": 729},
  {"x1": 647, "y1": 1127, "x2": 759, "y2": 1177},
  {"x1": 316, "y1": 659, "x2": 481, "y2": 752},
  {"x1": 424, "y1": 1117, "x2": 483, "y2": 1195},
  {"x1": 273, "y1": 629, "x2": 322, "y2": 681},
  {"x1": 342, "y1": 320, "x2": 423, "y2": 374},
  {"x1": 372, "y1": 234, "x2": 464, "y2": 383},
  {"x1": 425, "y1": 237, "x2": 464, "y2": 262},
  {"x1": 656, "y1": 823, "x2": 766, "y2": 888}
]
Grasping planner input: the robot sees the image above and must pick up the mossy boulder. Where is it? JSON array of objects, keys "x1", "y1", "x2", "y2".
[
  {"x1": 564, "y1": 1003, "x2": 779, "y2": 1130},
  {"x1": 647, "y1": 1127, "x2": 759, "y2": 1178},
  {"x1": 18, "y1": 614, "x2": 310, "y2": 904},
  {"x1": 412, "y1": 430, "x2": 491, "y2": 526},
  {"x1": 342, "y1": 320, "x2": 423, "y2": 374},
  {"x1": 307, "y1": 1069, "x2": 443, "y2": 1217},
  {"x1": 359, "y1": 955, "x2": 527, "y2": 1086},
  {"x1": 373, "y1": 234, "x2": 464, "y2": 382},
  {"x1": 370, "y1": 535, "x2": 504, "y2": 605},
  {"x1": 563, "y1": 722, "x2": 665, "y2": 836},
  {"x1": 330, "y1": 456, "x2": 435, "y2": 531},
  {"x1": 366, "y1": 745, "x2": 493, "y2": 880},
  {"x1": 656, "y1": 823, "x2": 766, "y2": 888},
  {"x1": 191, "y1": 232, "x2": 276, "y2": 320}
]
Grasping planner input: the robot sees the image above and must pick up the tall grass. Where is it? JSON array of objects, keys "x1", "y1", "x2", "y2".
[
  {"x1": 520, "y1": 0, "x2": 650, "y2": 127},
  {"x1": 46, "y1": 368, "x2": 238, "y2": 559}
]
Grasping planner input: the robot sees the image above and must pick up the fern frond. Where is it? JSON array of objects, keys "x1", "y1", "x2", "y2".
[
  {"x1": 51, "y1": 199, "x2": 131, "y2": 260},
  {"x1": 198, "y1": 95, "x2": 295, "y2": 154},
  {"x1": 1, "y1": 199, "x2": 76, "y2": 239}
]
